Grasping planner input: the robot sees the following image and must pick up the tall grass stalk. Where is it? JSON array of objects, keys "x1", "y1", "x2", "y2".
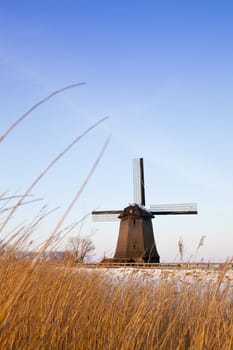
[
  {"x1": 0, "y1": 135, "x2": 109, "y2": 330},
  {"x1": 0, "y1": 82, "x2": 85, "y2": 143},
  {"x1": 0, "y1": 116, "x2": 109, "y2": 234}
]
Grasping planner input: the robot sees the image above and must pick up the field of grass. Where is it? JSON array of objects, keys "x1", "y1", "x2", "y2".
[{"x1": 0, "y1": 248, "x2": 232, "y2": 349}]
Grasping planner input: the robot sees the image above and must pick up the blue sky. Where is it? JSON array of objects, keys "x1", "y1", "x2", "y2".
[{"x1": 1, "y1": 1, "x2": 233, "y2": 261}]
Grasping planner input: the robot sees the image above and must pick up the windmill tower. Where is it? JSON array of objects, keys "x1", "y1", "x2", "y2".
[{"x1": 92, "y1": 158, "x2": 197, "y2": 263}]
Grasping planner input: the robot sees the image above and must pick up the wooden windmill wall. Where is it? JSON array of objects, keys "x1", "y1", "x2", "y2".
[{"x1": 114, "y1": 204, "x2": 159, "y2": 262}]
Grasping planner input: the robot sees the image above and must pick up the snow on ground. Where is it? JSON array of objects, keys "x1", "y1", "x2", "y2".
[{"x1": 72, "y1": 266, "x2": 233, "y2": 288}]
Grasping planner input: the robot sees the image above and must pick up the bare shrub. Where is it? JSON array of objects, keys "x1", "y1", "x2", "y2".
[{"x1": 66, "y1": 235, "x2": 95, "y2": 262}]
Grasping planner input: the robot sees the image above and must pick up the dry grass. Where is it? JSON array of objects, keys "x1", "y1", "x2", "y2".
[{"x1": 0, "y1": 248, "x2": 232, "y2": 349}]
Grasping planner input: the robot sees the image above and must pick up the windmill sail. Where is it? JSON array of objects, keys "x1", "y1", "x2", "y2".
[
  {"x1": 92, "y1": 214, "x2": 120, "y2": 222},
  {"x1": 92, "y1": 210, "x2": 122, "y2": 221},
  {"x1": 150, "y1": 203, "x2": 197, "y2": 215},
  {"x1": 133, "y1": 158, "x2": 145, "y2": 206}
]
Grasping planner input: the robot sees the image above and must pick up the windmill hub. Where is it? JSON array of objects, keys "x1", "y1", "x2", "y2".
[{"x1": 92, "y1": 158, "x2": 198, "y2": 263}]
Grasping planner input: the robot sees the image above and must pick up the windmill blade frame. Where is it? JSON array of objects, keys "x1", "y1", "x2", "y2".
[
  {"x1": 92, "y1": 210, "x2": 122, "y2": 222},
  {"x1": 92, "y1": 214, "x2": 121, "y2": 222},
  {"x1": 133, "y1": 158, "x2": 145, "y2": 206},
  {"x1": 150, "y1": 203, "x2": 198, "y2": 215}
]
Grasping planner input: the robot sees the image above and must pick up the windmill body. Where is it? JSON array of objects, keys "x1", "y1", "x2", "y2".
[
  {"x1": 114, "y1": 204, "x2": 159, "y2": 262},
  {"x1": 92, "y1": 158, "x2": 197, "y2": 263}
]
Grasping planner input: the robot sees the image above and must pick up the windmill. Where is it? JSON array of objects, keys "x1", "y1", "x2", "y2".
[{"x1": 92, "y1": 158, "x2": 197, "y2": 263}]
